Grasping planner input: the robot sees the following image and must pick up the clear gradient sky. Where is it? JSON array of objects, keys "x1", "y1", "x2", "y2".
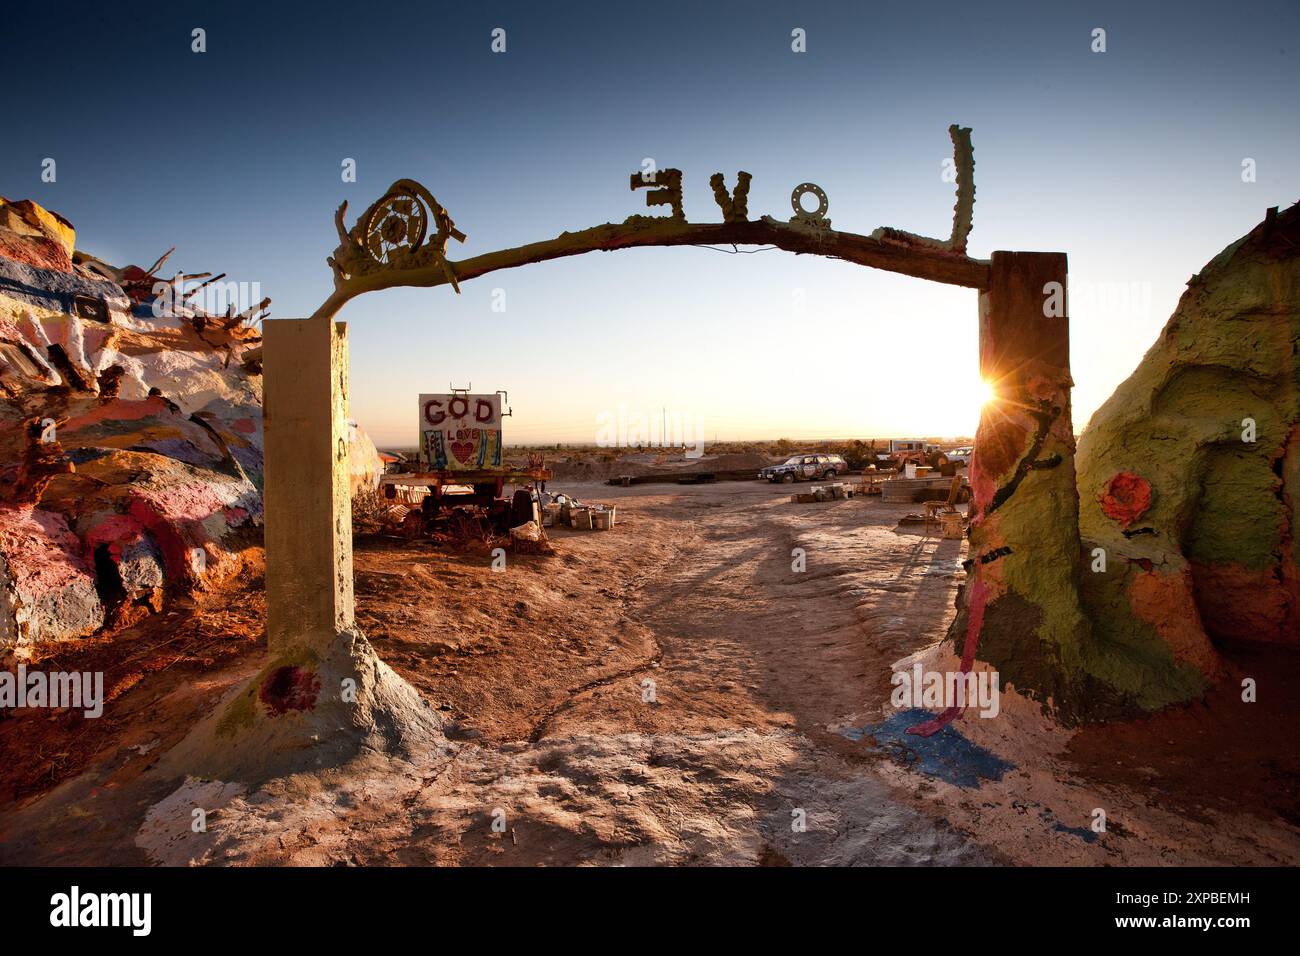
[{"x1": 5, "y1": 1, "x2": 1298, "y2": 446}]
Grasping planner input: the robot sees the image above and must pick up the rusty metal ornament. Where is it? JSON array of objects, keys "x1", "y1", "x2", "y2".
[
  {"x1": 364, "y1": 191, "x2": 427, "y2": 265},
  {"x1": 872, "y1": 124, "x2": 975, "y2": 253},
  {"x1": 789, "y1": 183, "x2": 831, "y2": 229},
  {"x1": 328, "y1": 179, "x2": 467, "y2": 291}
]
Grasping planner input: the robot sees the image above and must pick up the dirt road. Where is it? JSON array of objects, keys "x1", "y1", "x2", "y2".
[{"x1": 345, "y1": 479, "x2": 987, "y2": 865}]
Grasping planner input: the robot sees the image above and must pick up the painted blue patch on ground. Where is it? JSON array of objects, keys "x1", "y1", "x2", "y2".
[
  {"x1": 843, "y1": 708, "x2": 1015, "y2": 788},
  {"x1": 1052, "y1": 821, "x2": 1099, "y2": 843}
]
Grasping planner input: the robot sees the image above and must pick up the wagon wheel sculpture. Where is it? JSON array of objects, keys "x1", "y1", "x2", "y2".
[
  {"x1": 329, "y1": 179, "x2": 467, "y2": 289},
  {"x1": 363, "y1": 189, "x2": 428, "y2": 266}
]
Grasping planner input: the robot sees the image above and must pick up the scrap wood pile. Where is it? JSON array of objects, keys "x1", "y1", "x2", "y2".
[
  {"x1": 541, "y1": 492, "x2": 617, "y2": 531},
  {"x1": 357, "y1": 487, "x2": 556, "y2": 555},
  {"x1": 421, "y1": 510, "x2": 554, "y2": 555},
  {"x1": 790, "y1": 481, "x2": 859, "y2": 504},
  {"x1": 352, "y1": 487, "x2": 411, "y2": 535}
]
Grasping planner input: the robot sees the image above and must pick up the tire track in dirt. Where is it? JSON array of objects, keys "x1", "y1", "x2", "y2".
[
  {"x1": 516, "y1": 487, "x2": 991, "y2": 865},
  {"x1": 623, "y1": 492, "x2": 891, "y2": 740},
  {"x1": 525, "y1": 647, "x2": 666, "y2": 744},
  {"x1": 524, "y1": 515, "x2": 696, "y2": 744}
]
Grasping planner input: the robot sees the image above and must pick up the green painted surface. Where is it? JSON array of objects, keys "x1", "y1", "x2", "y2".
[{"x1": 1073, "y1": 203, "x2": 1300, "y2": 691}]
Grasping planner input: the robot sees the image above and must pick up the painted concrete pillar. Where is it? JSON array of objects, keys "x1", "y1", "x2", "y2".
[
  {"x1": 166, "y1": 317, "x2": 441, "y2": 781},
  {"x1": 953, "y1": 251, "x2": 1095, "y2": 722},
  {"x1": 262, "y1": 317, "x2": 355, "y2": 653}
]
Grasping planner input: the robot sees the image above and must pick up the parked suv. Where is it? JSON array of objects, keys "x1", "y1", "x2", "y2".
[
  {"x1": 946, "y1": 446, "x2": 973, "y2": 467},
  {"x1": 759, "y1": 453, "x2": 847, "y2": 483}
]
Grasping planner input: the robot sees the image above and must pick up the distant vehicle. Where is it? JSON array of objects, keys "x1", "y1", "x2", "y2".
[
  {"x1": 947, "y1": 446, "x2": 974, "y2": 466},
  {"x1": 879, "y1": 439, "x2": 952, "y2": 469},
  {"x1": 759, "y1": 453, "x2": 847, "y2": 483}
]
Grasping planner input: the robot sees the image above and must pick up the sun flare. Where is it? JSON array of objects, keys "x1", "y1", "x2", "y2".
[{"x1": 978, "y1": 378, "x2": 997, "y2": 406}]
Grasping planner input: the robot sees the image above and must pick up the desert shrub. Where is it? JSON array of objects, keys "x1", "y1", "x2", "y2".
[
  {"x1": 842, "y1": 439, "x2": 880, "y2": 471},
  {"x1": 352, "y1": 487, "x2": 388, "y2": 533}
]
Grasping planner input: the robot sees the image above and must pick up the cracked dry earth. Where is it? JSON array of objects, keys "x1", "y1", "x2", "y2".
[
  {"x1": 1, "y1": 481, "x2": 990, "y2": 865},
  {"x1": 360, "y1": 481, "x2": 988, "y2": 866},
  {"x1": 5, "y1": 481, "x2": 1295, "y2": 866},
  {"x1": 197, "y1": 481, "x2": 986, "y2": 866}
]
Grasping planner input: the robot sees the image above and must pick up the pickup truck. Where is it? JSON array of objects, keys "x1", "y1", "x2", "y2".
[{"x1": 759, "y1": 454, "x2": 847, "y2": 483}]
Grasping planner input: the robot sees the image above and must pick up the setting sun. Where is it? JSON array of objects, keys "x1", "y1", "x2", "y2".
[
  {"x1": 872, "y1": 370, "x2": 993, "y2": 439},
  {"x1": 979, "y1": 378, "x2": 997, "y2": 406}
]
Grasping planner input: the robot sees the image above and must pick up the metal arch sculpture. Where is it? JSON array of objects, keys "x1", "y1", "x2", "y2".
[
  {"x1": 251, "y1": 124, "x2": 1094, "y2": 762},
  {"x1": 310, "y1": 126, "x2": 985, "y2": 321},
  {"x1": 162, "y1": 118, "x2": 1103, "y2": 790},
  {"x1": 327, "y1": 178, "x2": 466, "y2": 293}
]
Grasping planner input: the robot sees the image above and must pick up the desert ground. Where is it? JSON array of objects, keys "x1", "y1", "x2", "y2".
[{"x1": 1, "y1": 477, "x2": 1297, "y2": 866}]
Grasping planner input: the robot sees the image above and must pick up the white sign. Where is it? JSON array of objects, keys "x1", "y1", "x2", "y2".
[{"x1": 418, "y1": 393, "x2": 503, "y2": 470}]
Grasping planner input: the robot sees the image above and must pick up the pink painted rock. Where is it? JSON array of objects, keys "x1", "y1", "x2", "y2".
[
  {"x1": 0, "y1": 504, "x2": 103, "y2": 655},
  {"x1": 0, "y1": 200, "x2": 262, "y2": 656},
  {"x1": 0, "y1": 198, "x2": 386, "y2": 657}
]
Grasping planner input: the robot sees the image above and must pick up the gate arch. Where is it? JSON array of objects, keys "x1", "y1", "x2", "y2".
[{"x1": 205, "y1": 126, "x2": 1089, "y2": 777}]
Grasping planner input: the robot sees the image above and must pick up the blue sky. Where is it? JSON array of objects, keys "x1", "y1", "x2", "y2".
[{"x1": 5, "y1": 0, "x2": 1298, "y2": 445}]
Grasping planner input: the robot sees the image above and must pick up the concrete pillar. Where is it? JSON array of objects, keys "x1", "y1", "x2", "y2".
[
  {"x1": 956, "y1": 251, "x2": 1093, "y2": 720},
  {"x1": 262, "y1": 317, "x2": 355, "y2": 653},
  {"x1": 162, "y1": 317, "x2": 443, "y2": 781}
]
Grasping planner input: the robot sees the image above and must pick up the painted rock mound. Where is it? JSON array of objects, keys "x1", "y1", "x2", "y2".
[
  {"x1": 1075, "y1": 202, "x2": 1300, "y2": 707},
  {"x1": 0, "y1": 198, "x2": 380, "y2": 659}
]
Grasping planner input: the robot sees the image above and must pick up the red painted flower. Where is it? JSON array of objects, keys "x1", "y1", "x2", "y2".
[{"x1": 1099, "y1": 472, "x2": 1153, "y2": 527}]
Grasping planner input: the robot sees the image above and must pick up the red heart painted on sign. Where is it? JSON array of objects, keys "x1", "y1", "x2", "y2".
[{"x1": 450, "y1": 440, "x2": 475, "y2": 463}]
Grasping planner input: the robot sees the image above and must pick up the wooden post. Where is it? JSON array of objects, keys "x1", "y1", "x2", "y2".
[
  {"x1": 952, "y1": 251, "x2": 1092, "y2": 720},
  {"x1": 261, "y1": 317, "x2": 355, "y2": 653}
]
